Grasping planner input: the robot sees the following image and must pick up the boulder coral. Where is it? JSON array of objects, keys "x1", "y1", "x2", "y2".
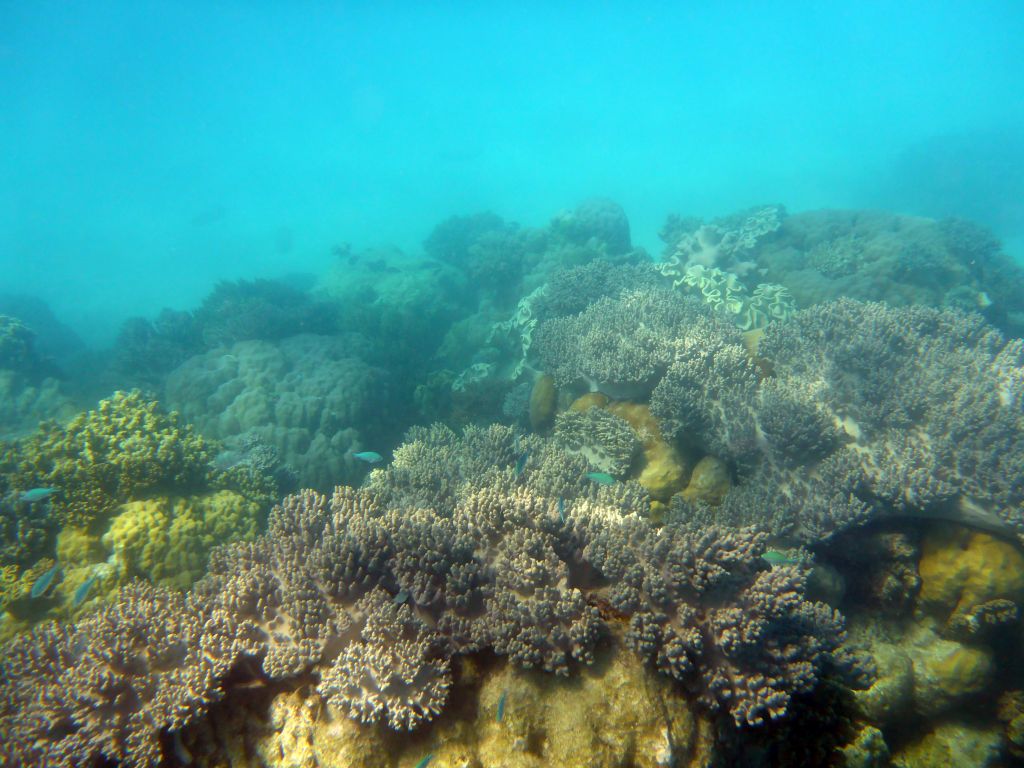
[
  {"x1": 165, "y1": 334, "x2": 392, "y2": 489},
  {"x1": 103, "y1": 490, "x2": 263, "y2": 590},
  {"x1": 917, "y1": 525, "x2": 1024, "y2": 628}
]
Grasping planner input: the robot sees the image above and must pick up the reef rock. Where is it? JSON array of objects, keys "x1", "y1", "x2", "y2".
[
  {"x1": 890, "y1": 721, "x2": 1002, "y2": 768},
  {"x1": 187, "y1": 641, "x2": 715, "y2": 768}
]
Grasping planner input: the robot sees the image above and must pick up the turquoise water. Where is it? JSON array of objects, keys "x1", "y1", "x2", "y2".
[
  {"x1": 2, "y1": 2, "x2": 1022, "y2": 341},
  {"x1": 3, "y1": 4, "x2": 1024, "y2": 767}
]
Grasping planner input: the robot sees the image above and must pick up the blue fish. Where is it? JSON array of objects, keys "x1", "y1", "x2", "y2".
[
  {"x1": 353, "y1": 451, "x2": 383, "y2": 464},
  {"x1": 514, "y1": 449, "x2": 530, "y2": 477},
  {"x1": 19, "y1": 487, "x2": 58, "y2": 503},
  {"x1": 496, "y1": 689, "x2": 508, "y2": 723},
  {"x1": 585, "y1": 472, "x2": 616, "y2": 485},
  {"x1": 393, "y1": 589, "x2": 410, "y2": 605},
  {"x1": 30, "y1": 563, "x2": 60, "y2": 598},
  {"x1": 72, "y1": 574, "x2": 98, "y2": 607},
  {"x1": 414, "y1": 755, "x2": 433, "y2": 768},
  {"x1": 557, "y1": 497, "x2": 566, "y2": 524}
]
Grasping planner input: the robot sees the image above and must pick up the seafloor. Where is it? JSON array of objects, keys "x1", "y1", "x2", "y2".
[{"x1": 1, "y1": 201, "x2": 1023, "y2": 767}]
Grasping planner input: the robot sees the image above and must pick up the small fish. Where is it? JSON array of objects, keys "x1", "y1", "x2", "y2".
[
  {"x1": 585, "y1": 472, "x2": 616, "y2": 485},
  {"x1": 72, "y1": 574, "x2": 98, "y2": 608},
  {"x1": 393, "y1": 589, "x2": 409, "y2": 605},
  {"x1": 761, "y1": 550, "x2": 799, "y2": 567},
  {"x1": 514, "y1": 449, "x2": 530, "y2": 477},
  {"x1": 557, "y1": 497, "x2": 566, "y2": 524},
  {"x1": 30, "y1": 563, "x2": 60, "y2": 598},
  {"x1": 496, "y1": 689, "x2": 508, "y2": 723},
  {"x1": 19, "y1": 487, "x2": 58, "y2": 503},
  {"x1": 414, "y1": 755, "x2": 433, "y2": 768},
  {"x1": 353, "y1": 451, "x2": 383, "y2": 464}
]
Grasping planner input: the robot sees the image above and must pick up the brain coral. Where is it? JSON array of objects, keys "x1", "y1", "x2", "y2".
[{"x1": 165, "y1": 334, "x2": 392, "y2": 489}]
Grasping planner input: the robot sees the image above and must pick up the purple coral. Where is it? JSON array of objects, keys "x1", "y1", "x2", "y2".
[
  {"x1": 0, "y1": 582, "x2": 252, "y2": 768},
  {"x1": 318, "y1": 589, "x2": 451, "y2": 731},
  {"x1": 534, "y1": 289, "x2": 711, "y2": 399},
  {"x1": 584, "y1": 520, "x2": 864, "y2": 726}
]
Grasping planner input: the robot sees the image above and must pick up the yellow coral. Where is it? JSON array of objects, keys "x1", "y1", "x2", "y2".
[
  {"x1": 529, "y1": 373, "x2": 557, "y2": 433},
  {"x1": 567, "y1": 396, "x2": 689, "y2": 502},
  {"x1": 103, "y1": 490, "x2": 261, "y2": 590},
  {"x1": 918, "y1": 524, "x2": 1024, "y2": 624},
  {"x1": 605, "y1": 402, "x2": 689, "y2": 502},
  {"x1": 0, "y1": 391, "x2": 217, "y2": 529},
  {"x1": 680, "y1": 456, "x2": 731, "y2": 505}
]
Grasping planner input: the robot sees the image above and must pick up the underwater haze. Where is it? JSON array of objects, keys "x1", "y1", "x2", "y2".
[
  {"x1": 2, "y1": 1, "x2": 1023, "y2": 342},
  {"x1": 8, "y1": 4, "x2": 1024, "y2": 767}
]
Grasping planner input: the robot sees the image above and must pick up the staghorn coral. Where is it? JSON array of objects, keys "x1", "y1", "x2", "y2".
[
  {"x1": 0, "y1": 581, "x2": 256, "y2": 768},
  {"x1": 657, "y1": 298, "x2": 1024, "y2": 543},
  {"x1": 578, "y1": 515, "x2": 869, "y2": 726},
  {"x1": 759, "y1": 299, "x2": 1024, "y2": 533},
  {"x1": 530, "y1": 260, "x2": 662, "y2": 320},
  {"x1": 197, "y1": 457, "x2": 861, "y2": 730},
  {"x1": 0, "y1": 422, "x2": 870, "y2": 752},
  {"x1": 534, "y1": 288, "x2": 721, "y2": 399}
]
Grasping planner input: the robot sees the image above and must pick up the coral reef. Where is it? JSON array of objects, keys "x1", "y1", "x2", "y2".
[
  {"x1": 193, "y1": 278, "x2": 340, "y2": 348},
  {"x1": 548, "y1": 197, "x2": 633, "y2": 255},
  {"x1": 103, "y1": 490, "x2": 263, "y2": 590},
  {"x1": 667, "y1": 206, "x2": 1024, "y2": 339},
  {"x1": 528, "y1": 372, "x2": 557, "y2": 432},
  {"x1": 663, "y1": 299, "x2": 1024, "y2": 543},
  {"x1": 553, "y1": 405, "x2": 639, "y2": 477},
  {"x1": 165, "y1": 334, "x2": 393, "y2": 489},
  {"x1": 0, "y1": 390, "x2": 221, "y2": 529},
  {"x1": 0, "y1": 581, "x2": 256, "y2": 767},
  {"x1": 182, "y1": 645, "x2": 716, "y2": 768},
  {"x1": 534, "y1": 288, "x2": 727, "y2": 399},
  {"x1": 917, "y1": 525, "x2": 1024, "y2": 632}
]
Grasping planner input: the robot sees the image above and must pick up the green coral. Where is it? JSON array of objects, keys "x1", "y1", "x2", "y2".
[
  {"x1": 0, "y1": 390, "x2": 276, "y2": 533},
  {"x1": 661, "y1": 264, "x2": 795, "y2": 330},
  {"x1": 0, "y1": 391, "x2": 215, "y2": 529},
  {"x1": 103, "y1": 490, "x2": 262, "y2": 590}
]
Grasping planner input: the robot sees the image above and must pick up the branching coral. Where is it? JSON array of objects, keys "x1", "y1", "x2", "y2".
[
  {"x1": 534, "y1": 289, "x2": 721, "y2": 399},
  {"x1": 0, "y1": 582, "x2": 255, "y2": 767},
  {"x1": 662, "y1": 298, "x2": 1024, "y2": 543},
  {"x1": 0, "y1": 391, "x2": 219, "y2": 529},
  {"x1": 554, "y1": 406, "x2": 640, "y2": 477}
]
